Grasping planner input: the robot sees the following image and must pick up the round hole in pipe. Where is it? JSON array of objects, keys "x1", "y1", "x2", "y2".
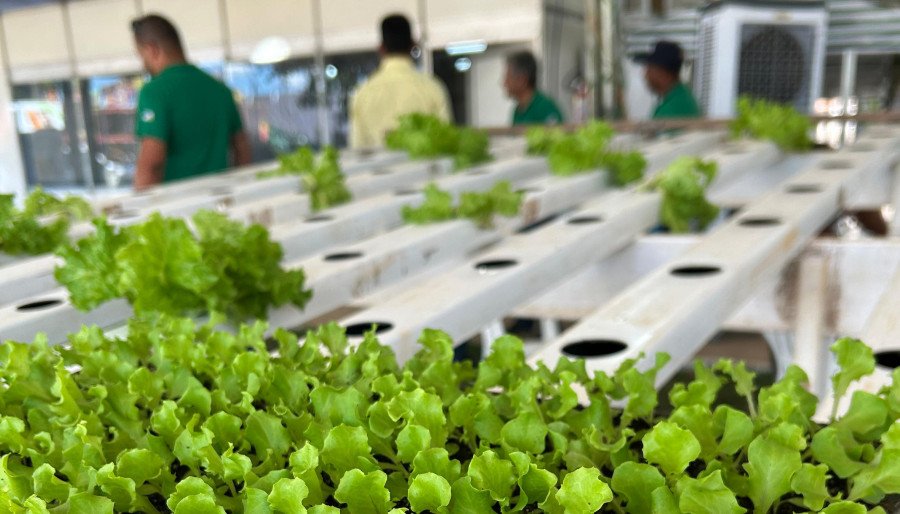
[
  {"x1": 324, "y1": 251, "x2": 364, "y2": 262},
  {"x1": 474, "y1": 259, "x2": 519, "y2": 274},
  {"x1": 875, "y1": 350, "x2": 900, "y2": 369},
  {"x1": 562, "y1": 339, "x2": 628, "y2": 357},
  {"x1": 344, "y1": 322, "x2": 394, "y2": 337},
  {"x1": 820, "y1": 160, "x2": 853, "y2": 170},
  {"x1": 568, "y1": 215, "x2": 603, "y2": 225},
  {"x1": 850, "y1": 144, "x2": 876, "y2": 153},
  {"x1": 785, "y1": 183, "x2": 824, "y2": 194},
  {"x1": 17, "y1": 299, "x2": 64, "y2": 312},
  {"x1": 738, "y1": 216, "x2": 782, "y2": 227},
  {"x1": 670, "y1": 265, "x2": 722, "y2": 277},
  {"x1": 305, "y1": 214, "x2": 334, "y2": 223}
]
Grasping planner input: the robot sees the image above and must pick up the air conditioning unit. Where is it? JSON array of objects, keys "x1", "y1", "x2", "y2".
[{"x1": 694, "y1": 1, "x2": 828, "y2": 117}]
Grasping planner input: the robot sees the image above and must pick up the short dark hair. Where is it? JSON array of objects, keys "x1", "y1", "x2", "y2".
[
  {"x1": 507, "y1": 51, "x2": 538, "y2": 89},
  {"x1": 381, "y1": 14, "x2": 414, "y2": 54},
  {"x1": 131, "y1": 14, "x2": 184, "y2": 54}
]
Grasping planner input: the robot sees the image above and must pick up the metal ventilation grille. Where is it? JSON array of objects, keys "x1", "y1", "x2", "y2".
[
  {"x1": 737, "y1": 24, "x2": 815, "y2": 112},
  {"x1": 697, "y1": 18, "x2": 717, "y2": 112}
]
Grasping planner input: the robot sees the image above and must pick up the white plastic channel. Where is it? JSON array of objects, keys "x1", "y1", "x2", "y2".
[
  {"x1": 95, "y1": 150, "x2": 408, "y2": 213},
  {"x1": 530, "y1": 134, "x2": 900, "y2": 385},
  {"x1": 0, "y1": 157, "x2": 549, "y2": 344},
  {"x1": 511, "y1": 151, "x2": 815, "y2": 321},
  {"x1": 265, "y1": 149, "x2": 680, "y2": 331},
  {"x1": 335, "y1": 134, "x2": 756, "y2": 361},
  {"x1": 513, "y1": 237, "x2": 900, "y2": 345},
  {"x1": 143, "y1": 158, "x2": 453, "y2": 219},
  {"x1": 270, "y1": 157, "x2": 551, "y2": 262},
  {"x1": 0, "y1": 157, "x2": 527, "y2": 313},
  {"x1": 0, "y1": 160, "x2": 452, "y2": 306},
  {"x1": 0, "y1": 295, "x2": 131, "y2": 344},
  {"x1": 815, "y1": 257, "x2": 900, "y2": 419}
]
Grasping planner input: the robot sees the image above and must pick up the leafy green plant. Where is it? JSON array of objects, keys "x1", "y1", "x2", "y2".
[
  {"x1": 645, "y1": 156, "x2": 720, "y2": 233},
  {"x1": 259, "y1": 146, "x2": 351, "y2": 211},
  {"x1": 525, "y1": 126, "x2": 566, "y2": 155},
  {"x1": 0, "y1": 189, "x2": 92, "y2": 256},
  {"x1": 386, "y1": 113, "x2": 492, "y2": 170},
  {"x1": 401, "y1": 184, "x2": 455, "y2": 225},
  {"x1": 458, "y1": 181, "x2": 523, "y2": 229},
  {"x1": 23, "y1": 187, "x2": 93, "y2": 220},
  {"x1": 602, "y1": 151, "x2": 648, "y2": 187},
  {"x1": 401, "y1": 181, "x2": 523, "y2": 229},
  {"x1": 528, "y1": 121, "x2": 646, "y2": 185},
  {"x1": 730, "y1": 97, "x2": 813, "y2": 152},
  {"x1": 0, "y1": 318, "x2": 897, "y2": 513},
  {"x1": 54, "y1": 211, "x2": 311, "y2": 319}
]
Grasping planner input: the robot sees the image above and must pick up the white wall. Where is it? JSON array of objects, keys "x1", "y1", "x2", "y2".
[
  {"x1": 68, "y1": 0, "x2": 141, "y2": 76},
  {"x1": 624, "y1": 59, "x2": 654, "y2": 121},
  {"x1": 0, "y1": 35, "x2": 27, "y2": 197},
  {"x1": 225, "y1": 0, "x2": 315, "y2": 60},
  {"x1": 543, "y1": 5, "x2": 586, "y2": 122},
  {"x1": 467, "y1": 44, "x2": 529, "y2": 128},
  {"x1": 427, "y1": 0, "x2": 542, "y2": 47},
  {"x1": 1, "y1": 4, "x2": 71, "y2": 83},
  {"x1": 0, "y1": 0, "x2": 547, "y2": 82}
]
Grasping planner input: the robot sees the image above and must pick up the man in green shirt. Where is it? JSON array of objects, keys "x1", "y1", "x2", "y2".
[
  {"x1": 504, "y1": 51, "x2": 565, "y2": 126},
  {"x1": 131, "y1": 15, "x2": 250, "y2": 189},
  {"x1": 636, "y1": 41, "x2": 702, "y2": 119}
]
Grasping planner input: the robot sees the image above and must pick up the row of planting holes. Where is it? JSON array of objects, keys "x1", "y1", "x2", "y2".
[
  {"x1": 340, "y1": 211, "x2": 608, "y2": 346},
  {"x1": 22, "y1": 153, "x2": 900, "y2": 368},
  {"x1": 339, "y1": 159, "x2": 849, "y2": 351},
  {"x1": 336, "y1": 182, "x2": 555, "y2": 336},
  {"x1": 558, "y1": 156, "x2": 900, "y2": 368}
]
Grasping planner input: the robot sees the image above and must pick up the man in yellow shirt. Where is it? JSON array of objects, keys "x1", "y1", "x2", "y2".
[{"x1": 350, "y1": 14, "x2": 451, "y2": 149}]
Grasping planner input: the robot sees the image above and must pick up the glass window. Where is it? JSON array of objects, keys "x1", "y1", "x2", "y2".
[
  {"x1": 224, "y1": 58, "x2": 319, "y2": 159},
  {"x1": 12, "y1": 82, "x2": 87, "y2": 189},
  {"x1": 82, "y1": 74, "x2": 144, "y2": 189},
  {"x1": 324, "y1": 52, "x2": 379, "y2": 147},
  {"x1": 432, "y1": 50, "x2": 469, "y2": 125}
]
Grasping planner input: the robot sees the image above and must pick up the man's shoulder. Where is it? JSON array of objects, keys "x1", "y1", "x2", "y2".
[
  {"x1": 535, "y1": 91, "x2": 562, "y2": 110},
  {"x1": 140, "y1": 77, "x2": 164, "y2": 97}
]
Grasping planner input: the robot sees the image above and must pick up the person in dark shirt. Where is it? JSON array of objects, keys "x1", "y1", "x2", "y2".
[
  {"x1": 131, "y1": 14, "x2": 251, "y2": 189},
  {"x1": 635, "y1": 41, "x2": 701, "y2": 119},
  {"x1": 504, "y1": 51, "x2": 565, "y2": 126}
]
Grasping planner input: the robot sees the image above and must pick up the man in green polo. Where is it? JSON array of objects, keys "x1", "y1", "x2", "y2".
[
  {"x1": 504, "y1": 51, "x2": 565, "y2": 126},
  {"x1": 636, "y1": 41, "x2": 702, "y2": 119},
  {"x1": 131, "y1": 15, "x2": 250, "y2": 189}
]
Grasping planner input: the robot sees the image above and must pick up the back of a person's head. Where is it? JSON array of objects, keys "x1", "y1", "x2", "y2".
[
  {"x1": 381, "y1": 14, "x2": 414, "y2": 54},
  {"x1": 507, "y1": 51, "x2": 538, "y2": 89},
  {"x1": 131, "y1": 14, "x2": 184, "y2": 54}
]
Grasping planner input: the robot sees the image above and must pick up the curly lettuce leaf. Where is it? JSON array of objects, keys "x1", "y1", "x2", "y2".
[
  {"x1": 387, "y1": 113, "x2": 492, "y2": 170},
  {"x1": 401, "y1": 183, "x2": 455, "y2": 225},
  {"x1": 646, "y1": 157, "x2": 719, "y2": 233},
  {"x1": 730, "y1": 96, "x2": 812, "y2": 152},
  {"x1": 259, "y1": 146, "x2": 351, "y2": 211}
]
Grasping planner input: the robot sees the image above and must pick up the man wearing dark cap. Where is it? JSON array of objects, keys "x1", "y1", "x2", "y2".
[
  {"x1": 350, "y1": 14, "x2": 451, "y2": 149},
  {"x1": 636, "y1": 41, "x2": 701, "y2": 119},
  {"x1": 131, "y1": 14, "x2": 250, "y2": 189}
]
